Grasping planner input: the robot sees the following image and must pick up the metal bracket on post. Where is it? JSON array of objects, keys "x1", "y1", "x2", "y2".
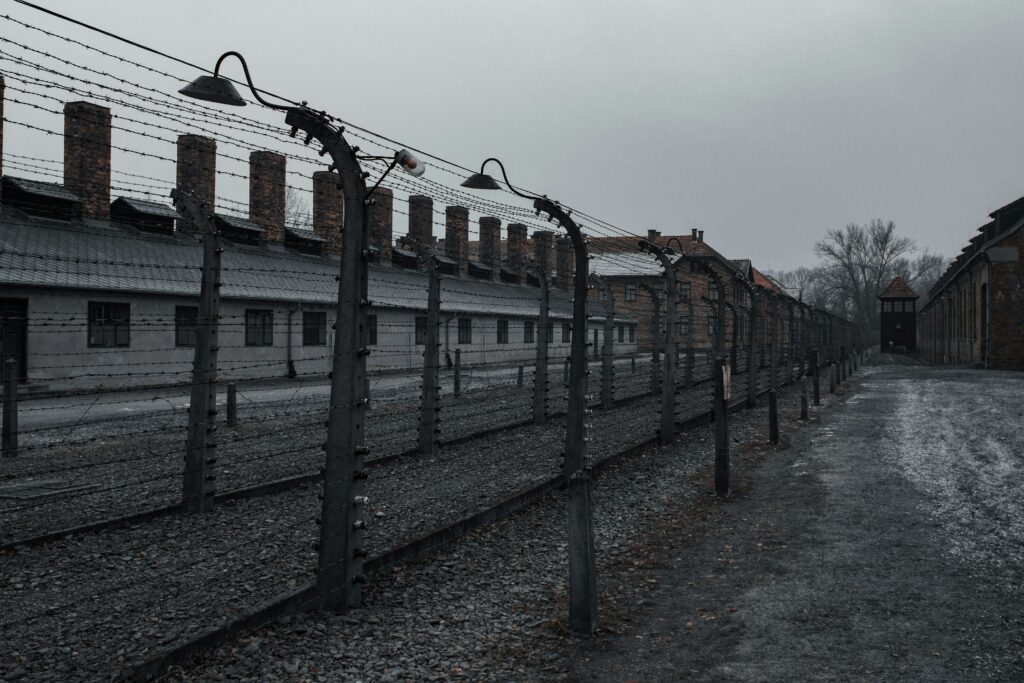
[
  {"x1": 2, "y1": 358, "x2": 17, "y2": 458},
  {"x1": 589, "y1": 274, "x2": 614, "y2": 410},
  {"x1": 286, "y1": 108, "x2": 369, "y2": 611},
  {"x1": 400, "y1": 235, "x2": 441, "y2": 458},
  {"x1": 174, "y1": 189, "x2": 222, "y2": 515}
]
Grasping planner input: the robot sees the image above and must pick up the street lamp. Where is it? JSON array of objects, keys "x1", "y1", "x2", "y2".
[
  {"x1": 179, "y1": 51, "x2": 424, "y2": 612},
  {"x1": 461, "y1": 157, "x2": 598, "y2": 635}
]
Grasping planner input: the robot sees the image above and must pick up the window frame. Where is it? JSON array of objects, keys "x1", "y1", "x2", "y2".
[
  {"x1": 244, "y1": 309, "x2": 274, "y2": 347},
  {"x1": 457, "y1": 317, "x2": 472, "y2": 345},
  {"x1": 367, "y1": 314, "x2": 378, "y2": 346},
  {"x1": 87, "y1": 301, "x2": 131, "y2": 348},
  {"x1": 624, "y1": 283, "x2": 637, "y2": 302},
  {"x1": 175, "y1": 305, "x2": 198, "y2": 348},
  {"x1": 524, "y1": 320, "x2": 535, "y2": 344},
  {"x1": 415, "y1": 316, "x2": 427, "y2": 345},
  {"x1": 496, "y1": 319, "x2": 509, "y2": 344},
  {"x1": 562, "y1": 322, "x2": 571, "y2": 343},
  {"x1": 302, "y1": 311, "x2": 327, "y2": 346}
]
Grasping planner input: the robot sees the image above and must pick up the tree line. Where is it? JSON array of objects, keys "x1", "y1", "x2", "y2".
[{"x1": 765, "y1": 220, "x2": 946, "y2": 335}]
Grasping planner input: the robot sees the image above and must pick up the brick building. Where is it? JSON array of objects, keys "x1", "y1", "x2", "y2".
[{"x1": 919, "y1": 195, "x2": 1024, "y2": 369}]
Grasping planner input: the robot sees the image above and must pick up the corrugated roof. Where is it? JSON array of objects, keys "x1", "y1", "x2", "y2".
[
  {"x1": 113, "y1": 196, "x2": 178, "y2": 219},
  {"x1": 0, "y1": 208, "x2": 634, "y2": 322},
  {"x1": 878, "y1": 276, "x2": 919, "y2": 299},
  {"x1": 3, "y1": 176, "x2": 80, "y2": 202}
]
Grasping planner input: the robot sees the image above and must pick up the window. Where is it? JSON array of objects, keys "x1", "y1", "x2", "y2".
[
  {"x1": 709, "y1": 280, "x2": 719, "y2": 303},
  {"x1": 599, "y1": 287, "x2": 608, "y2": 301},
  {"x1": 415, "y1": 316, "x2": 427, "y2": 345},
  {"x1": 245, "y1": 309, "x2": 273, "y2": 346},
  {"x1": 458, "y1": 317, "x2": 472, "y2": 344},
  {"x1": 175, "y1": 305, "x2": 198, "y2": 348},
  {"x1": 708, "y1": 311, "x2": 719, "y2": 337},
  {"x1": 628, "y1": 324, "x2": 636, "y2": 342},
  {"x1": 679, "y1": 282, "x2": 691, "y2": 303},
  {"x1": 547, "y1": 321, "x2": 553, "y2": 344},
  {"x1": 88, "y1": 302, "x2": 130, "y2": 348},
  {"x1": 562, "y1": 322, "x2": 571, "y2": 343},
  {"x1": 624, "y1": 283, "x2": 637, "y2": 302},
  {"x1": 367, "y1": 314, "x2": 378, "y2": 346},
  {"x1": 303, "y1": 311, "x2": 327, "y2": 346},
  {"x1": 497, "y1": 319, "x2": 509, "y2": 344},
  {"x1": 617, "y1": 324, "x2": 625, "y2": 342},
  {"x1": 882, "y1": 301, "x2": 893, "y2": 313},
  {"x1": 678, "y1": 316, "x2": 692, "y2": 338},
  {"x1": 524, "y1": 320, "x2": 535, "y2": 344}
]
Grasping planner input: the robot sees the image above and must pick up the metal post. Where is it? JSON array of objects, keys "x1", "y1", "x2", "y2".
[
  {"x1": 746, "y1": 286, "x2": 758, "y2": 408},
  {"x1": 454, "y1": 348, "x2": 461, "y2": 397},
  {"x1": 590, "y1": 274, "x2": 614, "y2": 410},
  {"x1": 534, "y1": 270, "x2": 549, "y2": 425},
  {"x1": 287, "y1": 109, "x2": 368, "y2": 611},
  {"x1": 175, "y1": 189, "x2": 222, "y2": 515},
  {"x1": 813, "y1": 350, "x2": 821, "y2": 406},
  {"x1": 713, "y1": 355, "x2": 729, "y2": 495},
  {"x1": 539, "y1": 199, "x2": 597, "y2": 635},
  {"x1": 641, "y1": 243, "x2": 677, "y2": 444},
  {"x1": 2, "y1": 358, "x2": 17, "y2": 458},
  {"x1": 226, "y1": 382, "x2": 237, "y2": 428},
  {"x1": 800, "y1": 375, "x2": 808, "y2": 420},
  {"x1": 768, "y1": 294, "x2": 779, "y2": 444}
]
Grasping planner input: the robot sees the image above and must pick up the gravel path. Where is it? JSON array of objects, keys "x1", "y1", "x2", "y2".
[{"x1": 571, "y1": 355, "x2": 1024, "y2": 681}]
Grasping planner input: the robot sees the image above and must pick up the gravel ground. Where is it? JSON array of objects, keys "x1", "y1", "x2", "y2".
[
  {"x1": 0, "y1": 355, "x2": 804, "y2": 682},
  {"x1": 151, "y1": 358, "x2": 825, "y2": 682}
]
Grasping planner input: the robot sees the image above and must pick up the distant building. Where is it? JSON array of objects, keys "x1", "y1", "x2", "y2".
[
  {"x1": 919, "y1": 195, "x2": 1024, "y2": 369},
  {"x1": 878, "y1": 276, "x2": 918, "y2": 352}
]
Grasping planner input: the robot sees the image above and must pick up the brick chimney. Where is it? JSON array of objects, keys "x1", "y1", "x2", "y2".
[
  {"x1": 532, "y1": 230, "x2": 554, "y2": 284},
  {"x1": 445, "y1": 205, "x2": 469, "y2": 276},
  {"x1": 691, "y1": 228, "x2": 698, "y2": 240},
  {"x1": 249, "y1": 150, "x2": 285, "y2": 242},
  {"x1": 479, "y1": 216, "x2": 501, "y2": 279},
  {"x1": 556, "y1": 237, "x2": 572, "y2": 290},
  {"x1": 698, "y1": 229, "x2": 704, "y2": 242},
  {"x1": 648, "y1": 228, "x2": 660, "y2": 244},
  {"x1": 408, "y1": 194, "x2": 433, "y2": 247},
  {"x1": 368, "y1": 187, "x2": 393, "y2": 260},
  {"x1": 176, "y1": 134, "x2": 216, "y2": 232},
  {"x1": 64, "y1": 101, "x2": 111, "y2": 220},
  {"x1": 506, "y1": 223, "x2": 528, "y2": 280},
  {"x1": 312, "y1": 170, "x2": 343, "y2": 256}
]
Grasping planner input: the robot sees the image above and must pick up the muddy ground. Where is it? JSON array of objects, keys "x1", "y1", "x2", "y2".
[{"x1": 570, "y1": 356, "x2": 1024, "y2": 681}]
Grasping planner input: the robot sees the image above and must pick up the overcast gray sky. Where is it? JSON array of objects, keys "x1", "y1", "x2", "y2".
[{"x1": 5, "y1": 0, "x2": 1024, "y2": 271}]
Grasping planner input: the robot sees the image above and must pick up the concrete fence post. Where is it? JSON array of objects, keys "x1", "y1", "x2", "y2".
[
  {"x1": 813, "y1": 351, "x2": 821, "y2": 406},
  {"x1": 563, "y1": 357, "x2": 570, "y2": 385},
  {"x1": 174, "y1": 189, "x2": 222, "y2": 514},
  {"x1": 713, "y1": 356, "x2": 729, "y2": 496},
  {"x1": 517, "y1": 365, "x2": 524, "y2": 387},
  {"x1": 800, "y1": 375, "x2": 809, "y2": 420},
  {"x1": 2, "y1": 359, "x2": 17, "y2": 458},
  {"x1": 533, "y1": 273, "x2": 549, "y2": 425},
  {"x1": 768, "y1": 296, "x2": 779, "y2": 444},
  {"x1": 226, "y1": 382, "x2": 237, "y2": 428},
  {"x1": 829, "y1": 363, "x2": 836, "y2": 394},
  {"x1": 454, "y1": 348, "x2": 461, "y2": 397}
]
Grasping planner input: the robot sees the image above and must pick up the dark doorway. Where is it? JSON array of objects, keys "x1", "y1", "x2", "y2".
[{"x1": 0, "y1": 298, "x2": 28, "y2": 382}]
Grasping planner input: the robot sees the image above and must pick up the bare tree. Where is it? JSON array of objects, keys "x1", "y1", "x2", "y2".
[{"x1": 285, "y1": 187, "x2": 312, "y2": 230}]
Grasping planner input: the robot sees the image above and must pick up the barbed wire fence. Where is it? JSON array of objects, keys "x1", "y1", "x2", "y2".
[{"x1": 0, "y1": 3, "x2": 867, "y2": 680}]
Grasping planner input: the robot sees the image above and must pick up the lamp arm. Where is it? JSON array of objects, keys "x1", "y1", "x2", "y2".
[
  {"x1": 214, "y1": 51, "x2": 290, "y2": 111},
  {"x1": 481, "y1": 157, "x2": 538, "y2": 200}
]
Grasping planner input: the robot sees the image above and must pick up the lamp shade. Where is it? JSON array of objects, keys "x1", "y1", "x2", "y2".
[
  {"x1": 396, "y1": 149, "x2": 426, "y2": 177},
  {"x1": 460, "y1": 172, "x2": 501, "y2": 190},
  {"x1": 179, "y1": 75, "x2": 247, "y2": 106}
]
